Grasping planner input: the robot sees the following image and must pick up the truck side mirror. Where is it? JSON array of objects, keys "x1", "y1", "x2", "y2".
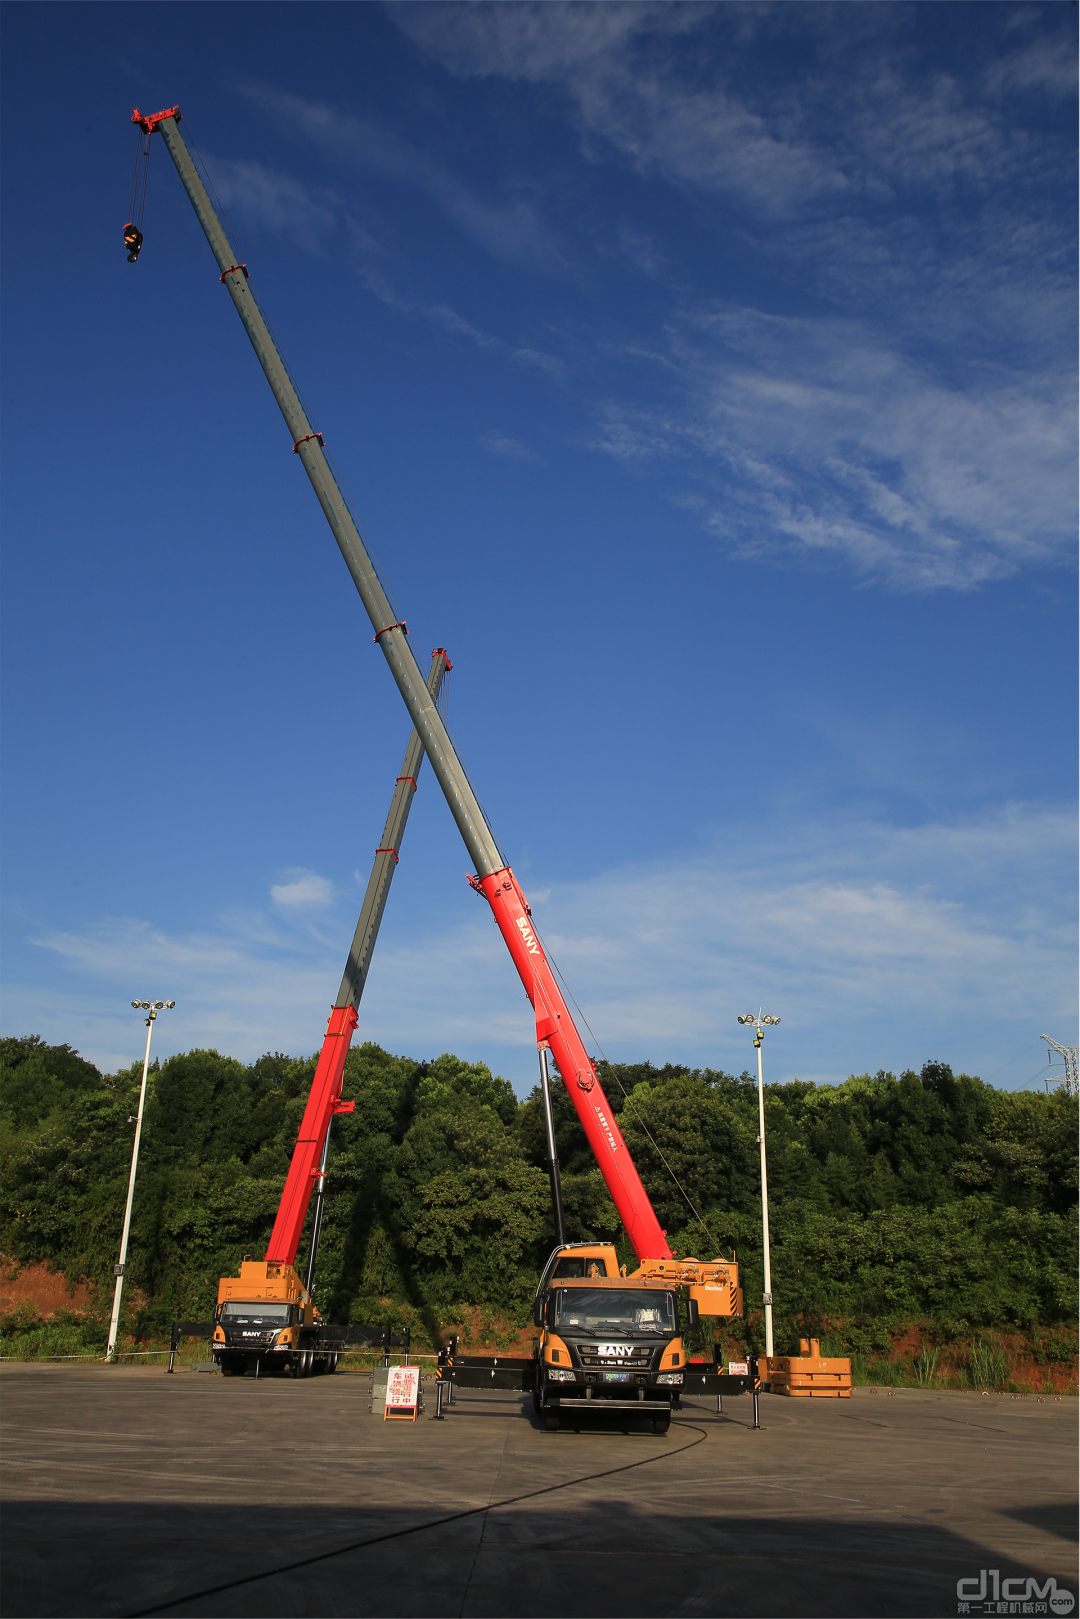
[
  {"x1": 532, "y1": 1296, "x2": 544, "y2": 1329},
  {"x1": 686, "y1": 1298, "x2": 699, "y2": 1330}
]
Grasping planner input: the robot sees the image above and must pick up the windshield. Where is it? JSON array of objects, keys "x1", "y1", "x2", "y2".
[
  {"x1": 553, "y1": 1289, "x2": 676, "y2": 1337},
  {"x1": 220, "y1": 1302, "x2": 292, "y2": 1324}
]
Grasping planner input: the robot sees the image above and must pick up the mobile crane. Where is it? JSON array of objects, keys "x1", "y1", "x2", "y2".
[
  {"x1": 210, "y1": 648, "x2": 449, "y2": 1376},
  {"x1": 134, "y1": 106, "x2": 747, "y2": 1418}
]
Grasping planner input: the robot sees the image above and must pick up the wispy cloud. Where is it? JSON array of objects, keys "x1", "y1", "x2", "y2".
[
  {"x1": 602, "y1": 303, "x2": 1076, "y2": 590},
  {"x1": 205, "y1": 156, "x2": 338, "y2": 251},
  {"x1": 239, "y1": 81, "x2": 563, "y2": 270},
  {"x1": 18, "y1": 804, "x2": 1075, "y2": 1086},
  {"x1": 388, "y1": 4, "x2": 1076, "y2": 594},
  {"x1": 479, "y1": 431, "x2": 539, "y2": 462}
]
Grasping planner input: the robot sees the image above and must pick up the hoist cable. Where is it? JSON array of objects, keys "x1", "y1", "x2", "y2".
[
  {"x1": 128, "y1": 128, "x2": 144, "y2": 223},
  {"x1": 135, "y1": 134, "x2": 151, "y2": 233},
  {"x1": 528, "y1": 916, "x2": 725, "y2": 1259}
]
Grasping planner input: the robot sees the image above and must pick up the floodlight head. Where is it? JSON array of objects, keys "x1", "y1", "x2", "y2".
[
  {"x1": 131, "y1": 1001, "x2": 141, "y2": 1009},
  {"x1": 165, "y1": 1000, "x2": 175, "y2": 1009},
  {"x1": 153, "y1": 1001, "x2": 164, "y2": 1010}
]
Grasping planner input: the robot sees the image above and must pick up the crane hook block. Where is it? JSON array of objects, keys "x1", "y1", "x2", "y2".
[{"x1": 124, "y1": 223, "x2": 144, "y2": 263}]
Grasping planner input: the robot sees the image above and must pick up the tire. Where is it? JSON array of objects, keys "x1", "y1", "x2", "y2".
[
  {"x1": 219, "y1": 1357, "x2": 243, "y2": 1378},
  {"x1": 532, "y1": 1365, "x2": 542, "y2": 1415},
  {"x1": 652, "y1": 1414, "x2": 670, "y2": 1435},
  {"x1": 327, "y1": 1352, "x2": 339, "y2": 1374},
  {"x1": 544, "y1": 1413, "x2": 560, "y2": 1431}
]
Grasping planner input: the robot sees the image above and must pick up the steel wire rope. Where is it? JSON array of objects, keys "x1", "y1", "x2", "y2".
[
  {"x1": 136, "y1": 133, "x2": 152, "y2": 233},
  {"x1": 528, "y1": 916, "x2": 726, "y2": 1260},
  {"x1": 127, "y1": 130, "x2": 145, "y2": 225},
  {"x1": 129, "y1": 1421, "x2": 712, "y2": 1617}
]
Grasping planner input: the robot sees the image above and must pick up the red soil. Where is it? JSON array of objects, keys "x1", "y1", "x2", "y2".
[{"x1": 0, "y1": 1258, "x2": 95, "y2": 1318}]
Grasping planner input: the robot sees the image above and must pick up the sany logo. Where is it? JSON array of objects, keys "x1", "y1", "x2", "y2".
[
  {"x1": 595, "y1": 1106, "x2": 619, "y2": 1154},
  {"x1": 957, "y1": 1571, "x2": 1074, "y2": 1614},
  {"x1": 598, "y1": 1345, "x2": 633, "y2": 1358},
  {"x1": 514, "y1": 915, "x2": 541, "y2": 956}
]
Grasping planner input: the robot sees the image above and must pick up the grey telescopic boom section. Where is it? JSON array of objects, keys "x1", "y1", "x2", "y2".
[
  {"x1": 156, "y1": 116, "x2": 504, "y2": 880},
  {"x1": 336, "y1": 649, "x2": 449, "y2": 1009},
  {"x1": 309, "y1": 646, "x2": 447, "y2": 1297}
]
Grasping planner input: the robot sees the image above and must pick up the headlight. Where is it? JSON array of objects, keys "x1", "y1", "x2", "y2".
[
  {"x1": 547, "y1": 1367, "x2": 576, "y2": 1382},
  {"x1": 656, "y1": 1372, "x2": 684, "y2": 1385}
]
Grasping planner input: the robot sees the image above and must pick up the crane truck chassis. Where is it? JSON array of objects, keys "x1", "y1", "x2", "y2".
[{"x1": 441, "y1": 1243, "x2": 755, "y2": 1432}]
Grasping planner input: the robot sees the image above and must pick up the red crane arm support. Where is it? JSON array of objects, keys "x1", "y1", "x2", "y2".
[
  {"x1": 265, "y1": 1006, "x2": 357, "y2": 1266},
  {"x1": 476, "y1": 869, "x2": 672, "y2": 1262}
]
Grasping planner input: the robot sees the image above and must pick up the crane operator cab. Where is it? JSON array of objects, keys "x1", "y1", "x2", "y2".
[{"x1": 531, "y1": 1244, "x2": 697, "y2": 1434}]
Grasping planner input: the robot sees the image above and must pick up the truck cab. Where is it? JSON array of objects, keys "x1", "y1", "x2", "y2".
[
  {"x1": 212, "y1": 1259, "x2": 329, "y2": 1377},
  {"x1": 532, "y1": 1245, "x2": 698, "y2": 1433}
]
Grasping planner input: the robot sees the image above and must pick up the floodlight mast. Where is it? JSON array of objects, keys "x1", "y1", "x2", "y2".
[
  {"x1": 106, "y1": 999, "x2": 174, "y2": 1362},
  {"x1": 738, "y1": 1010, "x2": 780, "y2": 1358},
  {"x1": 137, "y1": 106, "x2": 670, "y2": 1261}
]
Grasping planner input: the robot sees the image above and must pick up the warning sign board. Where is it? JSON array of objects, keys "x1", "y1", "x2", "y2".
[{"x1": 384, "y1": 1364, "x2": 420, "y2": 1421}]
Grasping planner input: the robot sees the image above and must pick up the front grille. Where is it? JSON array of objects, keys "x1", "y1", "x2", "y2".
[{"x1": 577, "y1": 1353, "x2": 651, "y2": 1368}]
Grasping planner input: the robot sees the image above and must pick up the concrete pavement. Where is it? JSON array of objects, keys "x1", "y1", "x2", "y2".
[{"x1": 1, "y1": 1363, "x2": 1075, "y2": 1617}]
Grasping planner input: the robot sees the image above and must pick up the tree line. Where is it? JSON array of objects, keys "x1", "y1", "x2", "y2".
[{"x1": 1, "y1": 1034, "x2": 1075, "y2": 1357}]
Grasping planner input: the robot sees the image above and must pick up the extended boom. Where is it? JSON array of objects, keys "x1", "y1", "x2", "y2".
[{"x1": 137, "y1": 105, "x2": 671, "y2": 1261}]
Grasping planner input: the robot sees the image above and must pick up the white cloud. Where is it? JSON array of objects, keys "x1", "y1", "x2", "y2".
[
  {"x1": 269, "y1": 870, "x2": 336, "y2": 909},
  {"x1": 17, "y1": 804, "x2": 1075, "y2": 1087},
  {"x1": 387, "y1": 5, "x2": 1075, "y2": 594},
  {"x1": 592, "y1": 304, "x2": 1076, "y2": 589}
]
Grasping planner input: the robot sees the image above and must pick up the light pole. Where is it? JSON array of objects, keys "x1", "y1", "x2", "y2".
[
  {"x1": 738, "y1": 1010, "x2": 780, "y2": 1359},
  {"x1": 106, "y1": 998, "x2": 174, "y2": 1363}
]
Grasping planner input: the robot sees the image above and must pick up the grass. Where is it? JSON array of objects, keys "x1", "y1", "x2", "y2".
[
  {"x1": 0, "y1": 1308, "x2": 108, "y2": 1360},
  {"x1": 914, "y1": 1348, "x2": 939, "y2": 1386},
  {"x1": 966, "y1": 1338, "x2": 1010, "y2": 1392}
]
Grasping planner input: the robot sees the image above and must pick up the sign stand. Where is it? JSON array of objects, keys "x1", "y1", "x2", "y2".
[{"x1": 383, "y1": 1363, "x2": 421, "y2": 1422}]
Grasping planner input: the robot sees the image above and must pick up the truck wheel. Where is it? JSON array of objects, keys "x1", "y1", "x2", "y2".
[
  {"x1": 544, "y1": 1413, "x2": 560, "y2": 1431},
  {"x1": 219, "y1": 1357, "x2": 242, "y2": 1377},
  {"x1": 327, "y1": 1353, "x2": 339, "y2": 1374},
  {"x1": 652, "y1": 1414, "x2": 670, "y2": 1435}
]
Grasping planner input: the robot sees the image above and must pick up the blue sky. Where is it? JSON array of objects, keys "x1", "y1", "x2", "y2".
[{"x1": 2, "y1": 2, "x2": 1076, "y2": 1095}]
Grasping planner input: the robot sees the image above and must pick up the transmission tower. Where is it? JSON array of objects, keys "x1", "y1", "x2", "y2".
[{"x1": 1040, "y1": 1035, "x2": 1078, "y2": 1097}]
